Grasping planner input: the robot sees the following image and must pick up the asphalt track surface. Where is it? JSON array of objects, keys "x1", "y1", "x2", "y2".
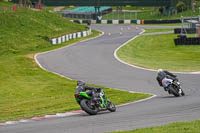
[{"x1": 1, "y1": 25, "x2": 200, "y2": 133}]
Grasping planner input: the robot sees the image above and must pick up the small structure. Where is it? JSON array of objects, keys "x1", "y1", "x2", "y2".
[
  {"x1": 174, "y1": 17, "x2": 199, "y2": 34},
  {"x1": 174, "y1": 16, "x2": 200, "y2": 45},
  {"x1": 62, "y1": 6, "x2": 112, "y2": 20},
  {"x1": 186, "y1": 19, "x2": 199, "y2": 29}
]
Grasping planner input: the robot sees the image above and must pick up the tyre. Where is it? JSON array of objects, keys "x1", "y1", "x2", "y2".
[
  {"x1": 107, "y1": 101, "x2": 116, "y2": 112},
  {"x1": 169, "y1": 85, "x2": 180, "y2": 97},
  {"x1": 181, "y1": 89, "x2": 185, "y2": 96},
  {"x1": 80, "y1": 99, "x2": 98, "y2": 115}
]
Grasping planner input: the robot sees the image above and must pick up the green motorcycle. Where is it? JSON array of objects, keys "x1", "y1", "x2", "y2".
[{"x1": 74, "y1": 89, "x2": 116, "y2": 115}]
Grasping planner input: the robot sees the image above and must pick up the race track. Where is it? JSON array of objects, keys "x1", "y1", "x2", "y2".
[{"x1": 1, "y1": 24, "x2": 200, "y2": 133}]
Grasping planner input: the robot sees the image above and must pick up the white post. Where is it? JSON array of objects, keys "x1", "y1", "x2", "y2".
[
  {"x1": 62, "y1": 35, "x2": 65, "y2": 42},
  {"x1": 83, "y1": 31, "x2": 87, "y2": 37},
  {"x1": 73, "y1": 33, "x2": 76, "y2": 39},
  {"x1": 52, "y1": 38, "x2": 57, "y2": 45},
  {"x1": 58, "y1": 37, "x2": 62, "y2": 44},
  {"x1": 66, "y1": 34, "x2": 69, "y2": 41},
  {"x1": 69, "y1": 34, "x2": 72, "y2": 39},
  {"x1": 77, "y1": 32, "x2": 81, "y2": 38}
]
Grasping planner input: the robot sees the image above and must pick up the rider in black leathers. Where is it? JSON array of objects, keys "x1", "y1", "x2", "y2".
[
  {"x1": 76, "y1": 80, "x2": 102, "y2": 104},
  {"x1": 156, "y1": 69, "x2": 177, "y2": 91}
]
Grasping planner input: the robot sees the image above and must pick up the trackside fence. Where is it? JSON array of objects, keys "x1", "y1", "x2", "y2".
[
  {"x1": 49, "y1": 28, "x2": 92, "y2": 45},
  {"x1": 71, "y1": 19, "x2": 181, "y2": 24}
]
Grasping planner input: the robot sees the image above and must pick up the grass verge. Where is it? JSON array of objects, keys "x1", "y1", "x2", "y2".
[
  {"x1": 110, "y1": 120, "x2": 200, "y2": 133},
  {"x1": 117, "y1": 33, "x2": 200, "y2": 72},
  {"x1": 0, "y1": 1, "x2": 151, "y2": 122},
  {"x1": 0, "y1": 30, "x2": 151, "y2": 122},
  {"x1": 141, "y1": 23, "x2": 185, "y2": 26},
  {"x1": 0, "y1": 1, "x2": 88, "y2": 56},
  {"x1": 144, "y1": 29, "x2": 173, "y2": 33}
]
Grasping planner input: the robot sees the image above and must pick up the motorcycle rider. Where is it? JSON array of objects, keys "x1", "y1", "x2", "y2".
[
  {"x1": 76, "y1": 80, "x2": 103, "y2": 105},
  {"x1": 156, "y1": 69, "x2": 178, "y2": 92}
]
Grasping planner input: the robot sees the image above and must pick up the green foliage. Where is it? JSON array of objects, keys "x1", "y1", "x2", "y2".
[
  {"x1": 180, "y1": 0, "x2": 192, "y2": 6},
  {"x1": 176, "y1": 1, "x2": 186, "y2": 12},
  {"x1": 102, "y1": 8, "x2": 198, "y2": 20},
  {"x1": 102, "y1": 0, "x2": 200, "y2": 20}
]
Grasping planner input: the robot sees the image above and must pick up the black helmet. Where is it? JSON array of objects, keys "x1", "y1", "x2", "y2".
[{"x1": 77, "y1": 80, "x2": 85, "y2": 86}]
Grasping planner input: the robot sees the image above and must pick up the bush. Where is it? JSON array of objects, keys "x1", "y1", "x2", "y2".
[
  {"x1": 159, "y1": 7, "x2": 164, "y2": 14},
  {"x1": 176, "y1": 1, "x2": 186, "y2": 12}
]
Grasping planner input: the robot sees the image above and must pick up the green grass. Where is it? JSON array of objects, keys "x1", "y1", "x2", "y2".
[
  {"x1": 117, "y1": 33, "x2": 200, "y2": 72},
  {"x1": 142, "y1": 23, "x2": 188, "y2": 26},
  {"x1": 0, "y1": 31, "x2": 151, "y2": 122},
  {"x1": 144, "y1": 29, "x2": 173, "y2": 33},
  {"x1": 0, "y1": 52, "x2": 150, "y2": 122},
  {"x1": 145, "y1": 23, "x2": 190, "y2": 27},
  {"x1": 187, "y1": 34, "x2": 198, "y2": 37},
  {"x1": 0, "y1": 2, "x2": 88, "y2": 56},
  {"x1": 0, "y1": 1, "x2": 151, "y2": 122},
  {"x1": 110, "y1": 120, "x2": 200, "y2": 133}
]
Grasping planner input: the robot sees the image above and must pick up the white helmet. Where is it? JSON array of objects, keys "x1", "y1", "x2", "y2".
[{"x1": 157, "y1": 69, "x2": 163, "y2": 73}]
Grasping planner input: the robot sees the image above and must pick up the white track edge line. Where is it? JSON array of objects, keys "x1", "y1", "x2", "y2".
[
  {"x1": 117, "y1": 91, "x2": 157, "y2": 107},
  {"x1": 114, "y1": 29, "x2": 200, "y2": 75},
  {"x1": 35, "y1": 27, "x2": 156, "y2": 113},
  {"x1": 0, "y1": 26, "x2": 163, "y2": 126},
  {"x1": 34, "y1": 30, "x2": 105, "y2": 80},
  {"x1": 1, "y1": 30, "x2": 105, "y2": 126}
]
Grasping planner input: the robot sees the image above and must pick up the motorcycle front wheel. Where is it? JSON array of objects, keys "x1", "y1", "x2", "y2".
[
  {"x1": 169, "y1": 85, "x2": 180, "y2": 97},
  {"x1": 107, "y1": 100, "x2": 116, "y2": 112},
  {"x1": 80, "y1": 99, "x2": 98, "y2": 115},
  {"x1": 181, "y1": 89, "x2": 185, "y2": 96}
]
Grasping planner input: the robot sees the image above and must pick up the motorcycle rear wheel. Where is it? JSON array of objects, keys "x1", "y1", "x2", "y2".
[{"x1": 80, "y1": 99, "x2": 98, "y2": 115}]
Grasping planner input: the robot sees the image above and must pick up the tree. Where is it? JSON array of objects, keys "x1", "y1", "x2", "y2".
[
  {"x1": 38, "y1": 0, "x2": 41, "y2": 5},
  {"x1": 176, "y1": 1, "x2": 186, "y2": 13},
  {"x1": 19, "y1": 0, "x2": 22, "y2": 6},
  {"x1": 191, "y1": 0, "x2": 196, "y2": 12}
]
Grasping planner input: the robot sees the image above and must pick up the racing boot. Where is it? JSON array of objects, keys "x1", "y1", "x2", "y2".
[
  {"x1": 90, "y1": 99, "x2": 95, "y2": 106},
  {"x1": 178, "y1": 89, "x2": 182, "y2": 94}
]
